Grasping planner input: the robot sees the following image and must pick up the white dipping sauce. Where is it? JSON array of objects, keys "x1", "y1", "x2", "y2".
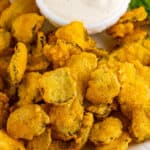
[
  {"x1": 44, "y1": 0, "x2": 125, "y2": 24},
  {"x1": 36, "y1": 0, "x2": 130, "y2": 33}
]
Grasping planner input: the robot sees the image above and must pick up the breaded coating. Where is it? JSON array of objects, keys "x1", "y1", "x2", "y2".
[
  {"x1": 55, "y1": 21, "x2": 96, "y2": 49},
  {"x1": 0, "y1": 0, "x2": 39, "y2": 29},
  {"x1": 0, "y1": 92, "x2": 9, "y2": 128},
  {"x1": 108, "y1": 22, "x2": 134, "y2": 38},
  {"x1": 27, "y1": 129, "x2": 51, "y2": 150},
  {"x1": 49, "y1": 98, "x2": 84, "y2": 141},
  {"x1": 12, "y1": 13, "x2": 44, "y2": 43},
  {"x1": 96, "y1": 132, "x2": 131, "y2": 150},
  {"x1": 130, "y1": 108, "x2": 150, "y2": 142},
  {"x1": 27, "y1": 32, "x2": 50, "y2": 71},
  {"x1": 0, "y1": 28, "x2": 11, "y2": 54},
  {"x1": 66, "y1": 52, "x2": 97, "y2": 101},
  {"x1": 17, "y1": 72, "x2": 42, "y2": 106},
  {"x1": 49, "y1": 140, "x2": 70, "y2": 150},
  {"x1": 7, "y1": 104, "x2": 50, "y2": 140},
  {"x1": 86, "y1": 67, "x2": 120, "y2": 104},
  {"x1": 0, "y1": 130, "x2": 25, "y2": 150},
  {"x1": 39, "y1": 67, "x2": 76, "y2": 104},
  {"x1": 86, "y1": 104, "x2": 112, "y2": 119},
  {"x1": 43, "y1": 40, "x2": 81, "y2": 68},
  {"x1": 121, "y1": 29, "x2": 147, "y2": 44},
  {"x1": 33, "y1": 32, "x2": 46, "y2": 56},
  {"x1": 8, "y1": 42, "x2": 28, "y2": 85},
  {"x1": 111, "y1": 42, "x2": 150, "y2": 66},
  {"x1": 0, "y1": 56, "x2": 11, "y2": 77},
  {"x1": 133, "y1": 60, "x2": 150, "y2": 85},
  {"x1": 0, "y1": 0, "x2": 10, "y2": 14},
  {"x1": 27, "y1": 55, "x2": 49, "y2": 72},
  {"x1": 89, "y1": 117, "x2": 123, "y2": 145},
  {"x1": 70, "y1": 112, "x2": 94, "y2": 150},
  {"x1": 119, "y1": 7, "x2": 147, "y2": 23},
  {"x1": 107, "y1": 7, "x2": 147, "y2": 38},
  {"x1": 118, "y1": 63, "x2": 150, "y2": 118}
]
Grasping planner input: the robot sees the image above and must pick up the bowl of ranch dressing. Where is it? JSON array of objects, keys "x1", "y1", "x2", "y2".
[{"x1": 36, "y1": 0, "x2": 131, "y2": 34}]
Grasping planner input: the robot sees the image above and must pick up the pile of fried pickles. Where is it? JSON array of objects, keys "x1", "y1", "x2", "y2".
[{"x1": 0, "y1": 0, "x2": 150, "y2": 150}]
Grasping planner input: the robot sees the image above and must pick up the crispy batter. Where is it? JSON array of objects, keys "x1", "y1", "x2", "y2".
[
  {"x1": 43, "y1": 40, "x2": 81, "y2": 68},
  {"x1": 70, "y1": 112, "x2": 94, "y2": 149},
  {"x1": 86, "y1": 104, "x2": 112, "y2": 119},
  {"x1": 12, "y1": 13, "x2": 44, "y2": 43},
  {"x1": 49, "y1": 98, "x2": 84, "y2": 141},
  {"x1": 17, "y1": 72, "x2": 42, "y2": 106},
  {"x1": 130, "y1": 108, "x2": 150, "y2": 142},
  {"x1": 66, "y1": 52, "x2": 97, "y2": 101},
  {"x1": 0, "y1": 0, "x2": 39, "y2": 29},
  {"x1": 0, "y1": 55, "x2": 11, "y2": 77},
  {"x1": 118, "y1": 63, "x2": 150, "y2": 119},
  {"x1": 27, "y1": 129, "x2": 51, "y2": 150},
  {"x1": 0, "y1": 130, "x2": 25, "y2": 150},
  {"x1": 86, "y1": 67, "x2": 120, "y2": 104},
  {"x1": 0, "y1": 0, "x2": 10, "y2": 14},
  {"x1": 96, "y1": 132, "x2": 131, "y2": 150},
  {"x1": 7, "y1": 104, "x2": 50, "y2": 140},
  {"x1": 89, "y1": 117, "x2": 123, "y2": 145},
  {"x1": 8, "y1": 42, "x2": 28, "y2": 85},
  {"x1": 39, "y1": 67, "x2": 77, "y2": 104},
  {"x1": 119, "y1": 7, "x2": 147, "y2": 23},
  {"x1": 55, "y1": 21, "x2": 96, "y2": 49},
  {"x1": 107, "y1": 7, "x2": 147, "y2": 38},
  {"x1": 111, "y1": 41, "x2": 150, "y2": 66},
  {"x1": 0, "y1": 28, "x2": 11, "y2": 55},
  {"x1": 0, "y1": 92, "x2": 9, "y2": 128}
]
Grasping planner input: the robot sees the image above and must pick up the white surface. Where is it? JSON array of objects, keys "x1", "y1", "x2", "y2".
[{"x1": 36, "y1": 0, "x2": 131, "y2": 34}]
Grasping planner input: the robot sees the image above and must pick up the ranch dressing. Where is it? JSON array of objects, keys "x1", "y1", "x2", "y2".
[
  {"x1": 37, "y1": 0, "x2": 131, "y2": 33},
  {"x1": 43, "y1": 0, "x2": 127, "y2": 24}
]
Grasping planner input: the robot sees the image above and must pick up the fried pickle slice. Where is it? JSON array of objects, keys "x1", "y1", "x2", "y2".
[
  {"x1": 118, "y1": 63, "x2": 150, "y2": 119},
  {"x1": 39, "y1": 67, "x2": 77, "y2": 104},
  {"x1": 55, "y1": 21, "x2": 96, "y2": 49},
  {"x1": 107, "y1": 7, "x2": 147, "y2": 38},
  {"x1": 27, "y1": 129, "x2": 51, "y2": 150},
  {"x1": 0, "y1": 0, "x2": 39, "y2": 29},
  {"x1": 43, "y1": 40, "x2": 81, "y2": 68},
  {"x1": 96, "y1": 132, "x2": 131, "y2": 150},
  {"x1": 66, "y1": 52, "x2": 97, "y2": 101},
  {"x1": 130, "y1": 108, "x2": 150, "y2": 142},
  {"x1": 12, "y1": 13, "x2": 44, "y2": 43},
  {"x1": 49, "y1": 98, "x2": 84, "y2": 141},
  {"x1": 89, "y1": 117, "x2": 123, "y2": 145},
  {"x1": 86, "y1": 104, "x2": 113, "y2": 119},
  {"x1": 0, "y1": 28, "x2": 11, "y2": 55},
  {"x1": 17, "y1": 72, "x2": 42, "y2": 106},
  {"x1": 8, "y1": 42, "x2": 28, "y2": 85},
  {"x1": 0, "y1": 130, "x2": 25, "y2": 150},
  {"x1": 110, "y1": 42, "x2": 150, "y2": 66},
  {"x1": 86, "y1": 67, "x2": 120, "y2": 104},
  {"x1": 70, "y1": 112, "x2": 94, "y2": 150},
  {"x1": 0, "y1": 92, "x2": 9, "y2": 128},
  {"x1": 7, "y1": 104, "x2": 50, "y2": 140}
]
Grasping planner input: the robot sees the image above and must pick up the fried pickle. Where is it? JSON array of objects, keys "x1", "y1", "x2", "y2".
[
  {"x1": 8, "y1": 42, "x2": 28, "y2": 85},
  {"x1": 7, "y1": 104, "x2": 50, "y2": 140}
]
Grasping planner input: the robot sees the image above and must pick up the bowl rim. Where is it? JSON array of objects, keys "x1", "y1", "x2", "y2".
[{"x1": 36, "y1": 0, "x2": 131, "y2": 33}]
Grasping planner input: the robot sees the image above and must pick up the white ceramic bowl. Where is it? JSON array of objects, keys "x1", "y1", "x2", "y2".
[{"x1": 36, "y1": 0, "x2": 131, "y2": 34}]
